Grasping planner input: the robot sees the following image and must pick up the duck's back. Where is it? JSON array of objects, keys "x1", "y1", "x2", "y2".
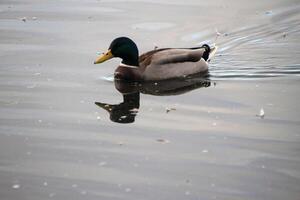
[{"x1": 139, "y1": 48, "x2": 208, "y2": 81}]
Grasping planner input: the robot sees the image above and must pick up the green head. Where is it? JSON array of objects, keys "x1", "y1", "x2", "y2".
[{"x1": 94, "y1": 37, "x2": 139, "y2": 66}]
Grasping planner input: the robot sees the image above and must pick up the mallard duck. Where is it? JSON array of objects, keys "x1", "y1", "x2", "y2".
[{"x1": 94, "y1": 37, "x2": 217, "y2": 81}]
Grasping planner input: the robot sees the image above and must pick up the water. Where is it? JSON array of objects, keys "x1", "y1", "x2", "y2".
[{"x1": 0, "y1": 0, "x2": 300, "y2": 200}]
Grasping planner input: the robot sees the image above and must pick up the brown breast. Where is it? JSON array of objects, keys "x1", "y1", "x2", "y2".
[{"x1": 114, "y1": 66, "x2": 142, "y2": 81}]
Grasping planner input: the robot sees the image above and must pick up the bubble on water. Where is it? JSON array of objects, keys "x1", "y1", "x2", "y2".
[
  {"x1": 49, "y1": 193, "x2": 56, "y2": 198},
  {"x1": 202, "y1": 149, "x2": 208, "y2": 153},
  {"x1": 12, "y1": 184, "x2": 20, "y2": 189},
  {"x1": 80, "y1": 190, "x2": 87, "y2": 195},
  {"x1": 133, "y1": 163, "x2": 139, "y2": 168},
  {"x1": 43, "y1": 182, "x2": 48, "y2": 186},
  {"x1": 98, "y1": 161, "x2": 107, "y2": 167}
]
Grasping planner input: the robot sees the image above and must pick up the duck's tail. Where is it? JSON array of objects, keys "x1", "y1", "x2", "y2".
[{"x1": 200, "y1": 44, "x2": 218, "y2": 62}]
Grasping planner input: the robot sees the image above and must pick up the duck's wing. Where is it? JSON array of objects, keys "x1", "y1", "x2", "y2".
[
  {"x1": 141, "y1": 48, "x2": 206, "y2": 67},
  {"x1": 139, "y1": 48, "x2": 170, "y2": 67},
  {"x1": 140, "y1": 48, "x2": 208, "y2": 81}
]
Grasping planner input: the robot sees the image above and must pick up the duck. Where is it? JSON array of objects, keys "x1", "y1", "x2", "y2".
[{"x1": 94, "y1": 37, "x2": 217, "y2": 81}]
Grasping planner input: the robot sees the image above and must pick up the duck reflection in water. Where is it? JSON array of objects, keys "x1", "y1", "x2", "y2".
[{"x1": 95, "y1": 75, "x2": 211, "y2": 124}]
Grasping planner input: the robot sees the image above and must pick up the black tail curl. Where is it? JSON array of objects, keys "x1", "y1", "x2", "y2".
[{"x1": 201, "y1": 44, "x2": 211, "y2": 61}]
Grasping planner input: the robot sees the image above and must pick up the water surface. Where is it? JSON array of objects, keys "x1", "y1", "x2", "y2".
[{"x1": 0, "y1": 0, "x2": 300, "y2": 200}]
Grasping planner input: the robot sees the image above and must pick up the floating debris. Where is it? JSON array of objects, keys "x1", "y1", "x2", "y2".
[
  {"x1": 20, "y1": 17, "x2": 26, "y2": 22},
  {"x1": 166, "y1": 107, "x2": 176, "y2": 113},
  {"x1": 283, "y1": 32, "x2": 287, "y2": 38},
  {"x1": 96, "y1": 116, "x2": 101, "y2": 120},
  {"x1": 156, "y1": 139, "x2": 170, "y2": 144},
  {"x1": 33, "y1": 72, "x2": 41, "y2": 76},
  {"x1": 117, "y1": 141, "x2": 124, "y2": 146},
  {"x1": 12, "y1": 184, "x2": 20, "y2": 189},
  {"x1": 215, "y1": 28, "x2": 222, "y2": 36},
  {"x1": 32, "y1": 16, "x2": 37, "y2": 20},
  {"x1": 256, "y1": 108, "x2": 265, "y2": 119},
  {"x1": 265, "y1": 10, "x2": 273, "y2": 15}
]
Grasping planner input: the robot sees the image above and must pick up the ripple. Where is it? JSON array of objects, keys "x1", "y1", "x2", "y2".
[
  {"x1": 210, "y1": 64, "x2": 300, "y2": 80},
  {"x1": 206, "y1": 5, "x2": 300, "y2": 80},
  {"x1": 100, "y1": 75, "x2": 114, "y2": 82}
]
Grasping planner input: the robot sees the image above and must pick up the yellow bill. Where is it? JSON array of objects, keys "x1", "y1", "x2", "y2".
[{"x1": 94, "y1": 49, "x2": 113, "y2": 64}]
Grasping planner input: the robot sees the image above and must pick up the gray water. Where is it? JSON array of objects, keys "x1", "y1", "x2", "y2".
[{"x1": 0, "y1": 0, "x2": 300, "y2": 200}]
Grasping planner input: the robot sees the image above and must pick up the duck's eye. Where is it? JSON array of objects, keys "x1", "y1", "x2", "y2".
[{"x1": 106, "y1": 53, "x2": 109, "y2": 56}]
